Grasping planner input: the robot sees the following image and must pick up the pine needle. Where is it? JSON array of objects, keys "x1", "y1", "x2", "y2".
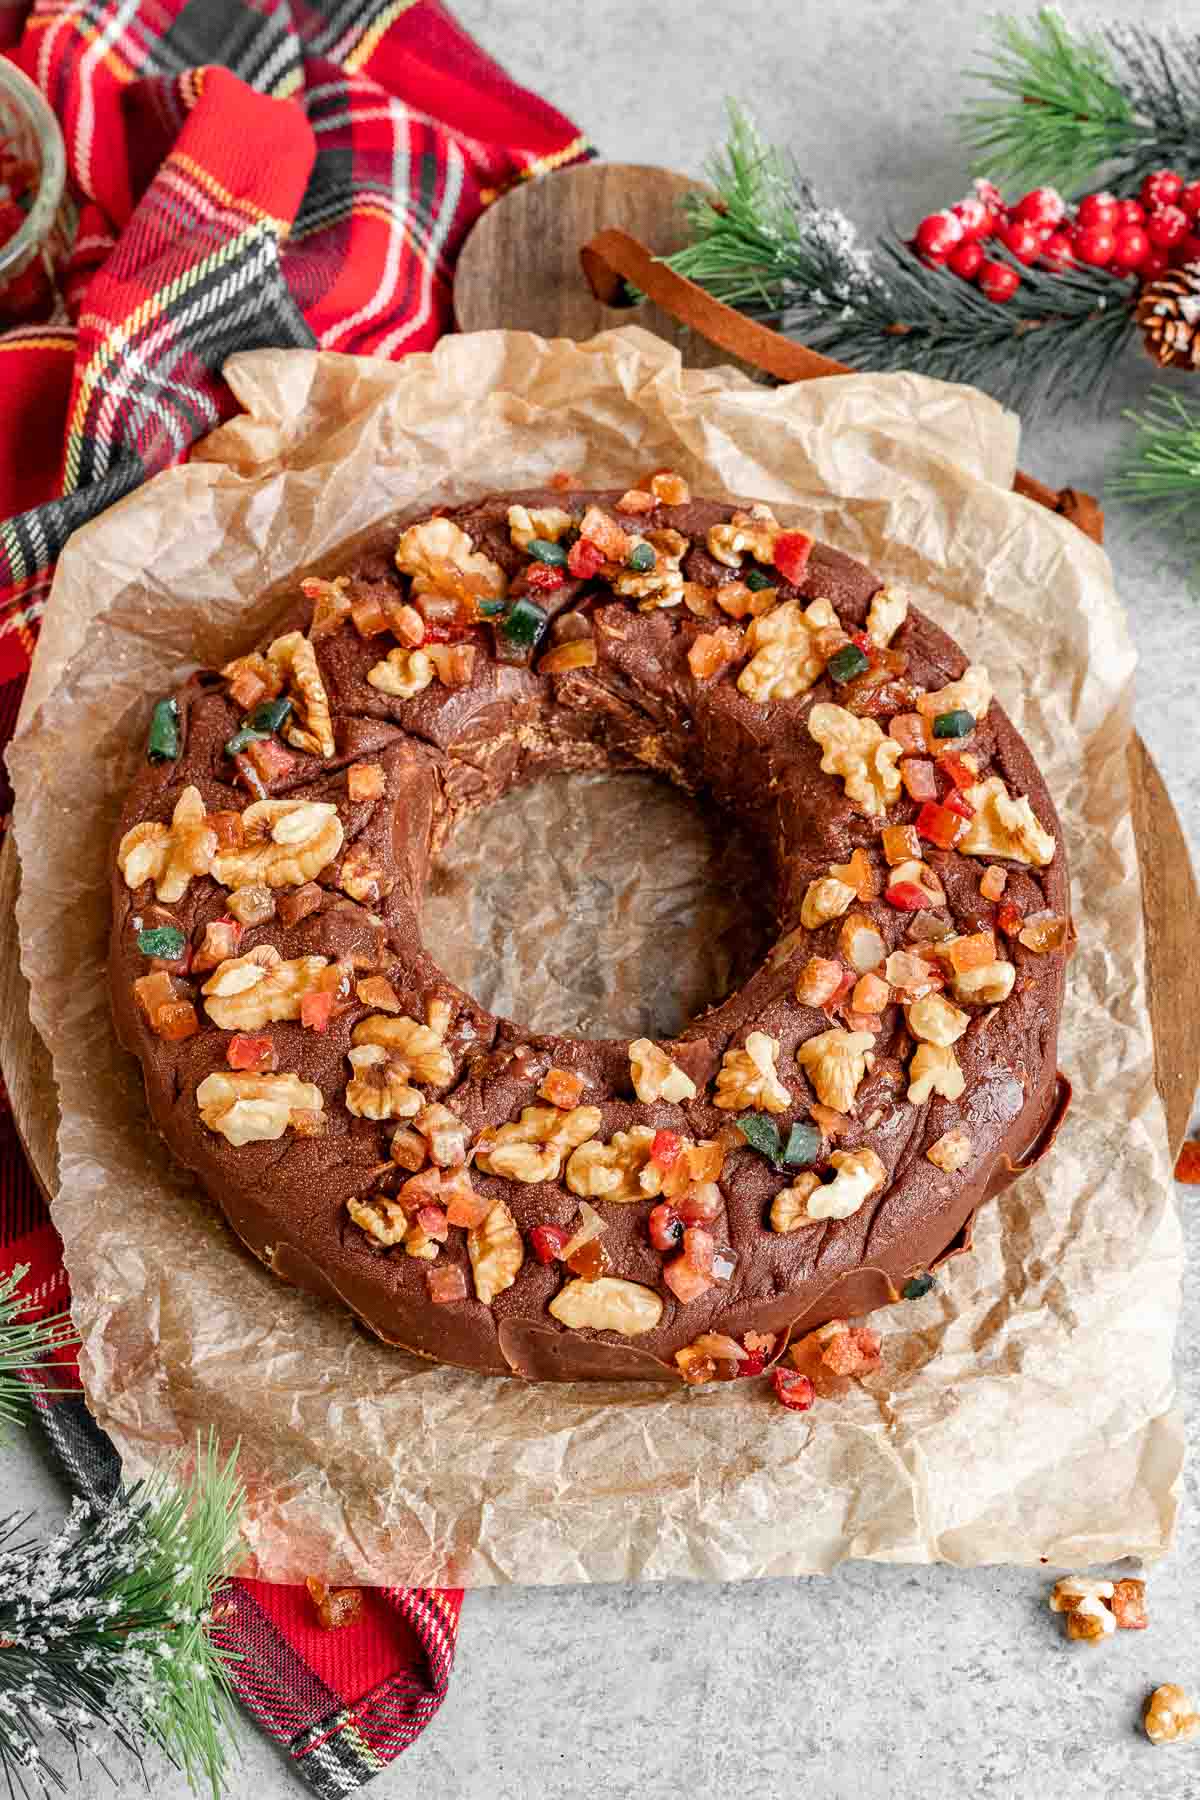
[
  {"x1": 1111, "y1": 390, "x2": 1200, "y2": 556},
  {"x1": 960, "y1": 10, "x2": 1200, "y2": 195},
  {"x1": 0, "y1": 1265, "x2": 77, "y2": 1441},
  {"x1": 0, "y1": 1431, "x2": 245, "y2": 1798}
]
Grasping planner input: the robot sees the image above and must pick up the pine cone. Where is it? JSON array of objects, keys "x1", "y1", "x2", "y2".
[{"x1": 1136, "y1": 263, "x2": 1200, "y2": 370}]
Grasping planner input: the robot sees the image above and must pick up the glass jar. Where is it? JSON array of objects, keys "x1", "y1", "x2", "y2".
[{"x1": 0, "y1": 59, "x2": 66, "y2": 315}]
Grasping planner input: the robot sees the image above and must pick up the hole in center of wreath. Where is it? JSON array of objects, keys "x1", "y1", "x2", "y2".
[{"x1": 422, "y1": 770, "x2": 774, "y2": 1040}]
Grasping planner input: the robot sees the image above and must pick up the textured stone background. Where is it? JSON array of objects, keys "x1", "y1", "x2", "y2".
[{"x1": 6, "y1": 2, "x2": 1198, "y2": 1794}]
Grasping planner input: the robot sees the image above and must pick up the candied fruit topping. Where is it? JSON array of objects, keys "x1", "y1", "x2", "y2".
[{"x1": 771, "y1": 1368, "x2": 815, "y2": 1411}]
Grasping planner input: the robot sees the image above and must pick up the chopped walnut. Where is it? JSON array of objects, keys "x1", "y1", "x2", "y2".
[
  {"x1": 349, "y1": 1013, "x2": 454, "y2": 1113},
  {"x1": 1111, "y1": 1578, "x2": 1149, "y2": 1630},
  {"x1": 507, "y1": 504, "x2": 574, "y2": 550},
  {"x1": 548, "y1": 1275, "x2": 664, "y2": 1336},
  {"x1": 707, "y1": 504, "x2": 780, "y2": 568},
  {"x1": 306, "y1": 1577, "x2": 364, "y2": 1631},
  {"x1": 565, "y1": 1126, "x2": 656, "y2": 1201},
  {"x1": 926, "y1": 1128, "x2": 972, "y2": 1172},
  {"x1": 467, "y1": 1198, "x2": 523, "y2": 1304},
  {"x1": 1145, "y1": 1685, "x2": 1200, "y2": 1746},
  {"x1": 736, "y1": 597, "x2": 841, "y2": 702},
  {"x1": 906, "y1": 992, "x2": 969, "y2": 1047},
  {"x1": 952, "y1": 960, "x2": 1016, "y2": 1005},
  {"x1": 475, "y1": 1104, "x2": 602, "y2": 1184},
  {"x1": 866, "y1": 586, "x2": 908, "y2": 647},
  {"x1": 414, "y1": 1101, "x2": 468, "y2": 1167},
  {"x1": 611, "y1": 527, "x2": 689, "y2": 608},
  {"x1": 118, "y1": 786, "x2": 217, "y2": 903},
  {"x1": 808, "y1": 703, "x2": 903, "y2": 816},
  {"x1": 197, "y1": 1071, "x2": 324, "y2": 1146},
  {"x1": 211, "y1": 798, "x2": 343, "y2": 891},
  {"x1": 367, "y1": 646, "x2": 434, "y2": 699},
  {"x1": 1049, "y1": 1576, "x2": 1117, "y2": 1643},
  {"x1": 202, "y1": 945, "x2": 328, "y2": 1029},
  {"x1": 714, "y1": 1031, "x2": 791, "y2": 1114},
  {"x1": 801, "y1": 875, "x2": 857, "y2": 930},
  {"x1": 266, "y1": 631, "x2": 335, "y2": 759},
  {"x1": 907, "y1": 1042, "x2": 965, "y2": 1104},
  {"x1": 395, "y1": 515, "x2": 507, "y2": 602},
  {"x1": 629, "y1": 1038, "x2": 697, "y2": 1103},
  {"x1": 770, "y1": 1173, "x2": 822, "y2": 1233},
  {"x1": 804, "y1": 1147, "x2": 886, "y2": 1221},
  {"x1": 344, "y1": 1044, "x2": 422, "y2": 1120},
  {"x1": 339, "y1": 843, "x2": 395, "y2": 904},
  {"x1": 958, "y1": 777, "x2": 1055, "y2": 866},
  {"x1": 347, "y1": 1193, "x2": 410, "y2": 1246},
  {"x1": 918, "y1": 664, "x2": 992, "y2": 723},
  {"x1": 796, "y1": 1028, "x2": 874, "y2": 1114}
]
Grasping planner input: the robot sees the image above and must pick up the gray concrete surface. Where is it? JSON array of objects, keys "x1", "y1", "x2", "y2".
[{"x1": 5, "y1": 2, "x2": 1198, "y2": 1795}]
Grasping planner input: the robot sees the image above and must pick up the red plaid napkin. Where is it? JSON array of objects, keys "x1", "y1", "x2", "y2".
[{"x1": 0, "y1": 1, "x2": 588, "y2": 1788}]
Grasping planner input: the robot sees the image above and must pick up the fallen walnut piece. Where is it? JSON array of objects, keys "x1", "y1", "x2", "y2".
[
  {"x1": 305, "y1": 1576, "x2": 364, "y2": 1631},
  {"x1": 1145, "y1": 1683, "x2": 1200, "y2": 1746}
]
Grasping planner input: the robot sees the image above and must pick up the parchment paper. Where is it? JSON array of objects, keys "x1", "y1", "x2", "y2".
[{"x1": 9, "y1": 327, "x2": 1184, "y2": 1585}]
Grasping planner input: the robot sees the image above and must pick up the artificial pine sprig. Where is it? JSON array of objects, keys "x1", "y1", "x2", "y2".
[
  {"x1": 659, "y1": 105, "x2": 1137, "y2": 412},
  {"x1": 961, "y1": 10, "x2": 1200, "y2": 195},
  {"x1": 0, "y1": 1433, "x2": 244, "y2": 1798},
  {"x1": 1110, "y1": 391, "x2": 1200, "y2": 556},
  {"x1": 0, "y1": 1265, "x2": 76, "y2": 1440}
]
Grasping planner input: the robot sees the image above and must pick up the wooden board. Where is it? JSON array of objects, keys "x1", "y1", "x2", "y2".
[{"x1": 2, "y1": 161, "x2": 1197, "y2": 1203}]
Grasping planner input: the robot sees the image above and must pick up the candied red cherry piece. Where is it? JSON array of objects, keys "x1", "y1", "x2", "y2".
[
  {"x1": 737, "y1": 1349, "x2": 767, "y2": 1379},
  {"x1": 525, "y1": 562, "x2": 566, "y2": 593},
  {"x1": 942, "y1": 790, "x2": 974, "y2": 820},
  {"x1": 300, "y1": 991, "x2": 335, "y2": 1032},
  {"x1": 567, "y1": 537, "x2": 606, "y2": 580},
  {"x1": 648, "y1": 1202, "x2": 684, "y2": 1252},
  {"x1": 914, "y1": 210, "x2": 963, "y2": 261},
  {"x1": 530, "y1": 1223, "x2": 571, "y2": 1264},
  {"x1": 676, "y1": 1183, "x2": 723, "y2": 1225},
  {"x1": 227, "y1": 1033, "x2": 277, "y2": 1072},
  {"x1": 771, "y1": 1368, "x2": 816, "y2": 1412},
  {"x1": 651, "y1": 1129, "x2": 683, "y2": 1170},
  {"x1": 996, "y1": 899, "x2": 1024, "y2": 937},
  {"x1": 772, "y1": 530, "x2": 813, "y2": 586},
  {"x1": 663, "y1": 1257, "x2": 715, "y2": 1305},
  {"x1": 978, "y1": 260, "x2": 1019, "y2": 303},
  {"x1": 1141, "y1": 169, "x2": 1184, "y2": 211}
]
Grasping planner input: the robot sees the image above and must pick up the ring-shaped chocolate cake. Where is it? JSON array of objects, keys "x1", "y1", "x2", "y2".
[{"x1": 110, "y1": 478, "x2": 1070, "y2": 1387}]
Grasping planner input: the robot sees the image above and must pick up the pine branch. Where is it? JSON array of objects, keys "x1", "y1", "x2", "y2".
[
  {"x1": 1110, "y1": 390, "x2": 1200, "y2": 558},
  {"x1": 961, "y1": 10, "x2": 1200, "y2": 195},
  {"x1": 656, "y1": 106, "x2": 1138, "y2": 414},
  {"x1": 0, "y1": 1265, "x2": 77, "y2": 1441},
  {"x1": 0, "y1": 1433, "x2": 244, "y2": 1798}
]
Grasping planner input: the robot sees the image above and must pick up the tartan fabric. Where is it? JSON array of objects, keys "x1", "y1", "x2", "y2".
[{"x1": 0, "y1": 0, "x2": 588, "y2": 1788}]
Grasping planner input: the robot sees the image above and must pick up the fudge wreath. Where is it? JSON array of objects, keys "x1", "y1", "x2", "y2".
[{"x1": 110, "y1": 475, "x2": 1070, "y2": 1387}]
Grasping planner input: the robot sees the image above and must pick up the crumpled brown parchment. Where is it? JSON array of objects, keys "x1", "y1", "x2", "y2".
[{"x1": 8, "y1": 326, "x2": 1183, "y2": 1585}]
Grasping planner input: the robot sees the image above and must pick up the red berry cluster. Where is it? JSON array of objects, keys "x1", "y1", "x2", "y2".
[{"x1": 913, "y1": 170, "x2": 1200, "y2": 303}]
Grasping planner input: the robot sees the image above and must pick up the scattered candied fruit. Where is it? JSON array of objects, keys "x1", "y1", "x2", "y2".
[
  {"x1": 155, "y1": 1000, "x2": 199, "y2": 1042},
  {"x1": 651, "y1": 1129, "x2": 683, "y2": 1169},
  {"x1": 882, "y1": 824, "x2": 921, "y2": 866},
  {"x1": 300, "y1": 991, "x2": 335, "y2": 1032},
  {"x1": 426, "y1": 1263, "x2": 468, "y2": 1305},
  {"x1": 306, "y1": 1577, "x2": 364, "y2": 1630},
  {"x1": 648, "y1": 1202, "x2": 684, "y2": 1253},
  {"x1": 663, "y1": 1257, "x2": 715, "y2": 1305},
  {"x1": 979, "y1": 864, "x2": 1008, "y2": 901},
  {"x1": 206, "y1": 810, "x2": 245, "y2": 851},
  {"x1": 539, "y1": 1067, "x2": 586, "y2": 1109},
  {"x1": 828, "y1": 846, "x2": 878, "y2": 900},
  {"x1": 1111, "y1": 1578, "x2": 1149, "y2": 1631},
  {"x1": 566, "y1": 1237, "x2": 611, "y2": 1282},
  {"x1": 944, "y1": 930, "x2": 996, "y2": 973},
  {"x1": 347, "y1": 762, "x2": 385, "y2": 802},
  {"x1": 771, "y1": 1367, "x2": 816, "y2": 1411},
  {"x1": 567, "y1": 536, "x2": 606, "y2": 580},
  {"x1": 351, "y1": 596, "x2": 390, "y2": 638},
  {"x1": 530, "y1": 1223, "x2": 571, "y2": 1264},
  {"x1": 688, "y1": 625, "x2": 743, "y2": 680},
  {"x1": 650, "y1": 470, "x2": 690, "y2": 505},
  {"x1": 772, "y1": 530, "x2": 813, "y2": 586},
  {"x1": 538, "y1": 639, "x2": 598, "y2": 674},
  {"x1": 133, "y1": 970, "x2": 176, "y2": 1024},
  {"x1": 889, "y1": 713, "x2": 929, "y2": 754},
  {"x1": 1017, "y1": 913, "x2": 1068, "y2": 953},
  {"x1": 796, "y1": 956, "x2": 847, "y2": 1007},
  {"x1": 355, "y1": 974, "x2": 401, "y2": 1013},
  {"x1": 901, "y1": 761, "x2": 940, "y2": 805},
  {"x1": 227, "y1": 1034, "x2": 277, "y2": 1072},
  {"x1": 192, "y1": 918, "x2": 244, "y2": 973}
]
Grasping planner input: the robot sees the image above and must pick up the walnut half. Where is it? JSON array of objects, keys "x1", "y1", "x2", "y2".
[
  {"x1": 211, "y1": 798, "x2": 343, "y2": 891},
  {"x1": 796, "y1": 1028, "x2": 873, "y2": 1114},
  {"x1": 197, "y1": 1071, "x2": 324, "y2": 1146},
  {"x1": 808, "y1": 703, "x2": 902, "y2": 816},
  {"x1": 201, "y1": 945, "x2": 328, "y2": 1029},
  {"x1": 467, "y1": 1198, "x2": 523, "y2": 1304},
  {"x1": 566, "y1": 1127, "x2": 656, "y2": 1201},
  {"x1": 346, "y1": 1014, "x2": 455, "y2": 1120},
  {"x1": 629, "y1": 1039, "x2": 696, "y2": 1103},
  {"x1": 118, "y1": 786, "x2": 217, "y2": 903},
  {"x1": 958, "y1": 776, "x2": 1055, "y2": 866},
  {"x1": 714, "y1": 1032, "x2": 791, "y2": 1114},
  {"x1": 475, "y1": 1104, "x2": 602, "y2": 1184},
  {"x1": 266, "y1": 631, "x2": 335, "y2": 759}
]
